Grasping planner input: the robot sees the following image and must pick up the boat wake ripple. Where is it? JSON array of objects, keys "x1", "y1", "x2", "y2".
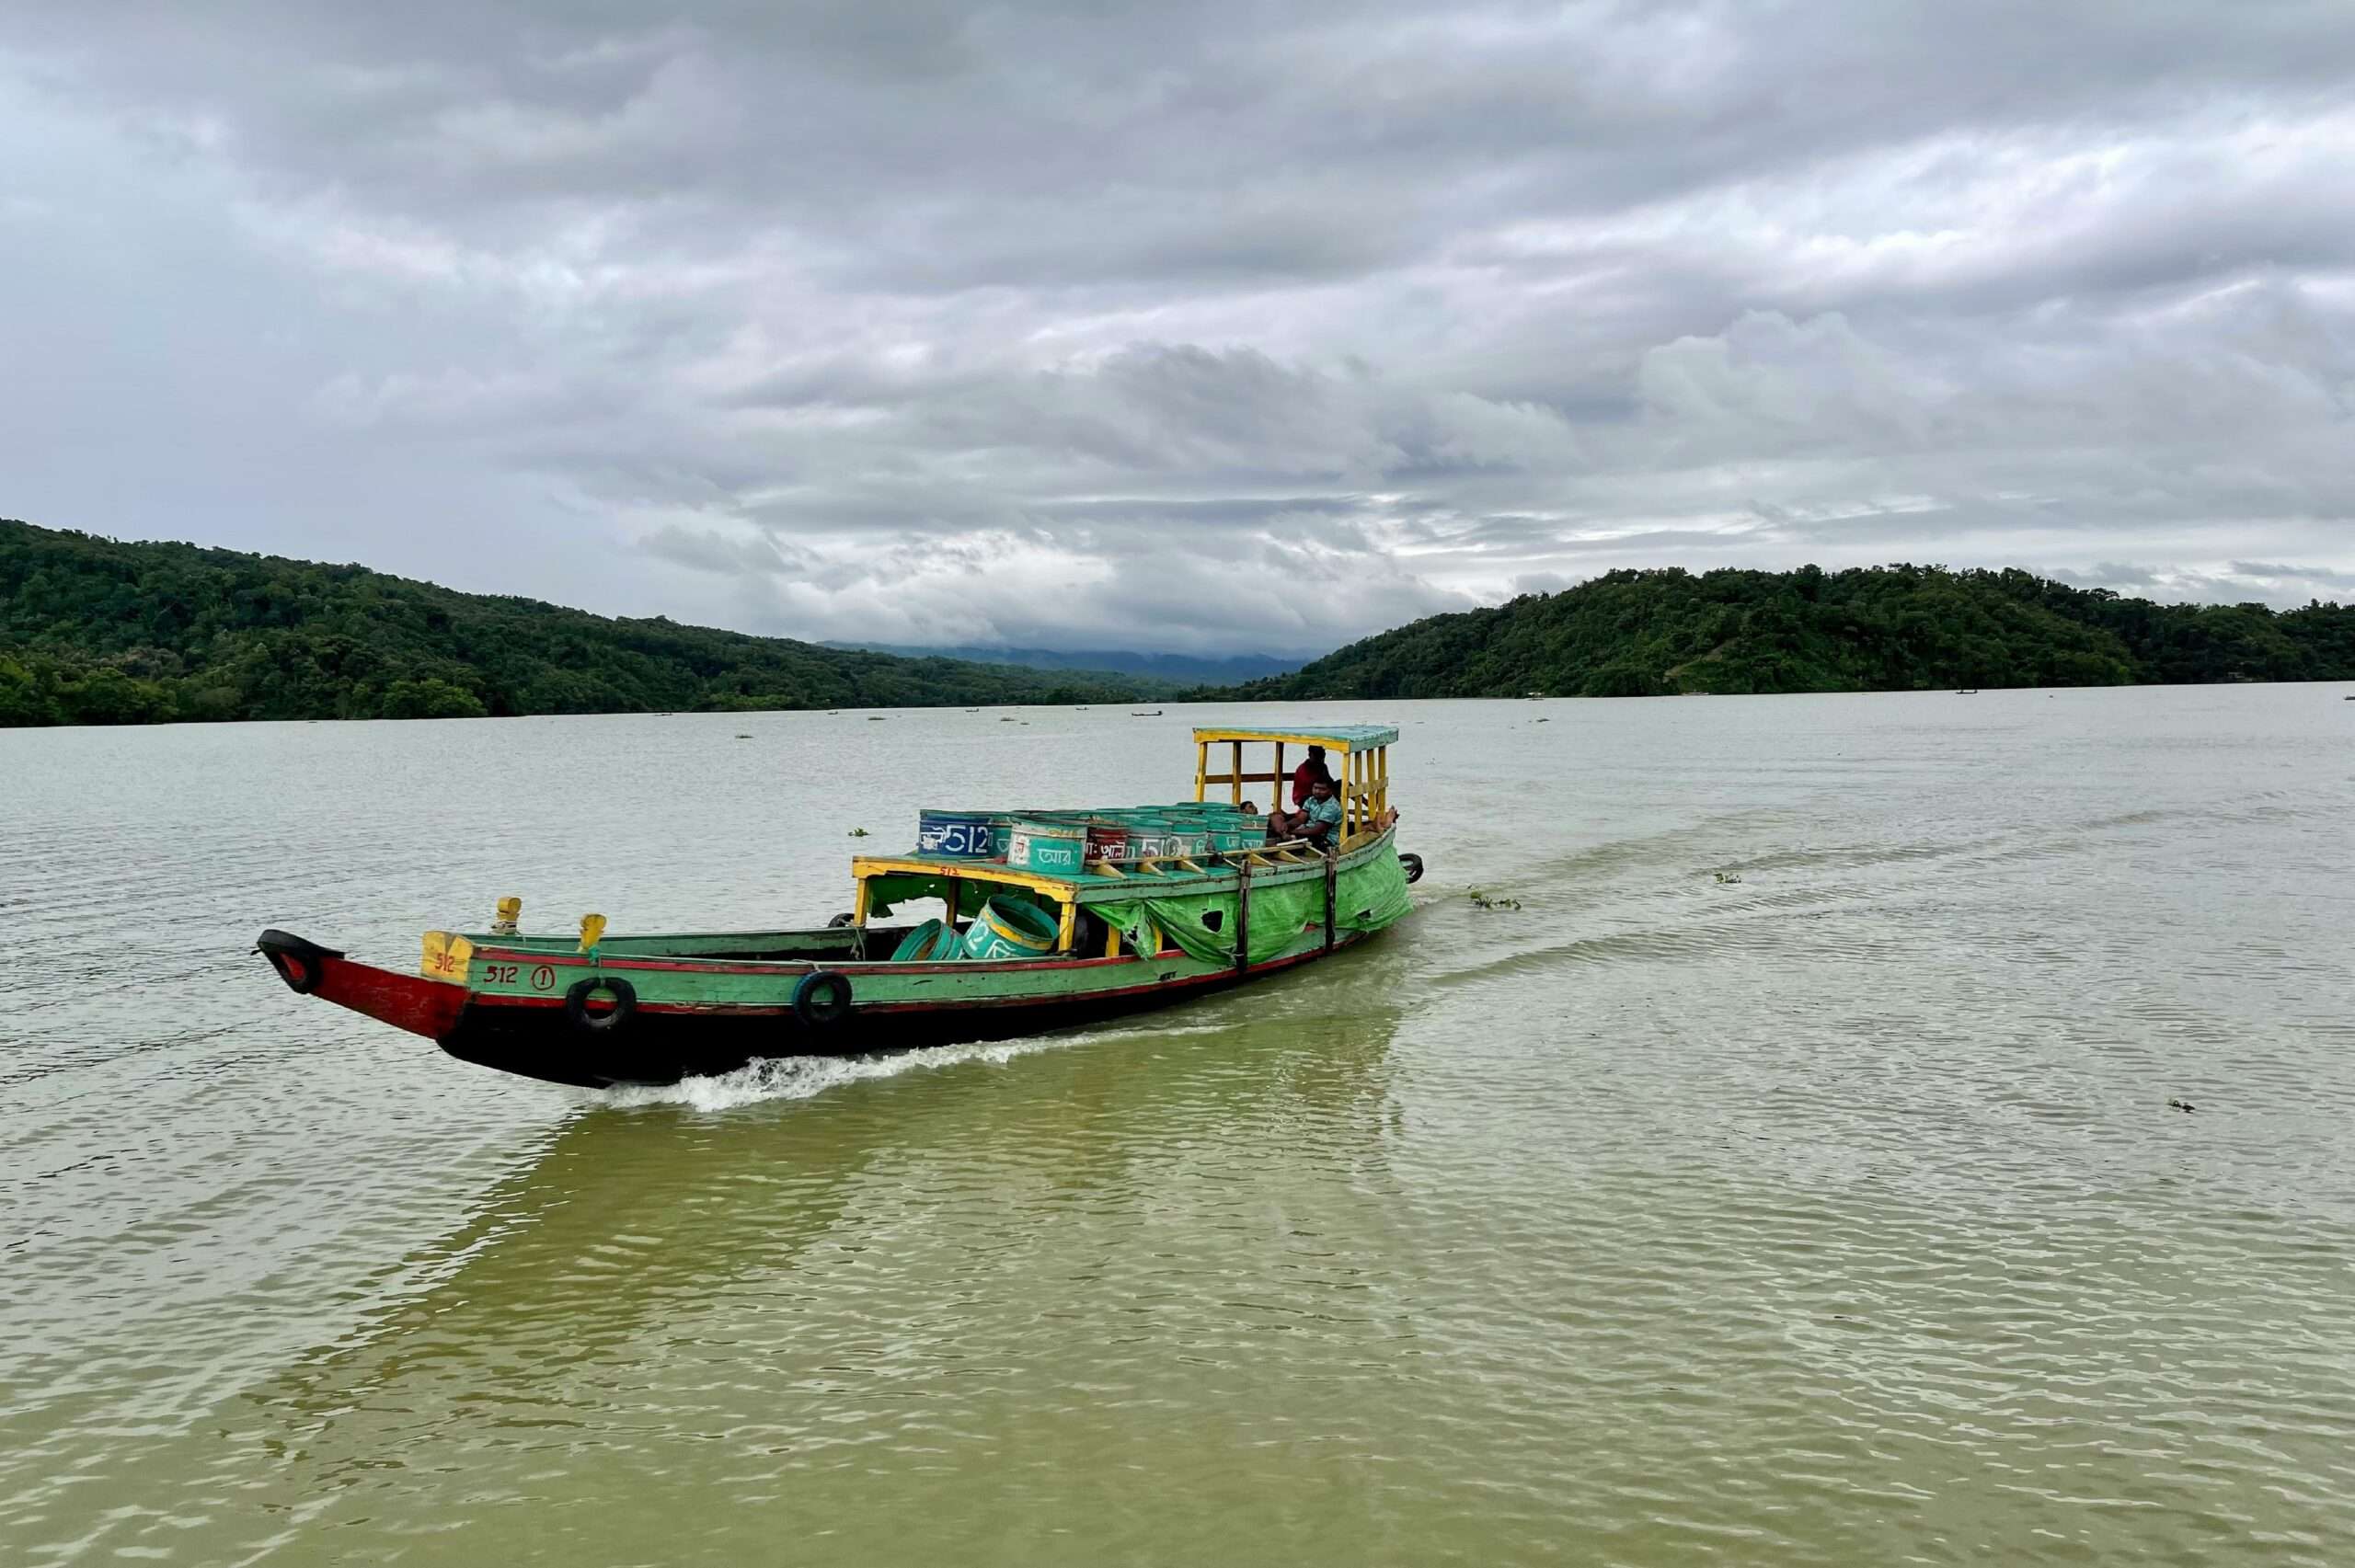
[{"x1": 580, "y1": 1028, "x2": 1139, "y2": 1111}]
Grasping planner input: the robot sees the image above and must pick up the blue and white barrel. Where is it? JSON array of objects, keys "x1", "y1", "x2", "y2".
[{"x1": 917, "y1": 808, "x2": 998, "y2": 859}]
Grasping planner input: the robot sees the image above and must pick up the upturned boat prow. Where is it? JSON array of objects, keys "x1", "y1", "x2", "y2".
[
  {"x1": 257, "y1": 930, "x2": 469, "y2": 1040},
  {"x1": 257, "y1": 724, "x2": 1425, "y2": 1089}
]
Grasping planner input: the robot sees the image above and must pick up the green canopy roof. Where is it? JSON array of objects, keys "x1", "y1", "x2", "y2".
[{"x1": 1191, "y1": 723, "x2": 1400, "y2": 750}]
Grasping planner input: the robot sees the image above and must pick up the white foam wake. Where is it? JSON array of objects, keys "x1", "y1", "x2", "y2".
[
  {"x1": 579, "y1": 1032, "x2": 1091, "y2": 1112},
  {"x1": 572, "y1": 1012, "x2": 1251, "y2": 1113}
]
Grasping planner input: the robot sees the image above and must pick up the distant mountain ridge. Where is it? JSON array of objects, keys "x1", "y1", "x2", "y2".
[
  {"x1": 0, "y1": 519, "x2": 1145, "y2": 725},
  {"x1": 18, "y1": 524, "x2": 2347, "y2": 728},
  {"x1": 1204, "y1": 565, "x2": 2355, "y2": 699},
  {"x1": 830, "y1": 642, "x2": 1300, "y2": 691}
]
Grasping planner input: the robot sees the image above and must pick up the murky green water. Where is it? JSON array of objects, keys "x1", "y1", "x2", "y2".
[{"x1": 7, "y1": 688, "x2": 2355, "y2": 1564}]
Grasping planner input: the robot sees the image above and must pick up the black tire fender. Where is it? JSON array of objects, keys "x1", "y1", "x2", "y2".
[
  {"x1": 565, "y1": 975, "x2": 638, "y2": 1033},
  {"x1": 793, "y1": 969, "x2": 854, "y2": 1027},
  {"x1": 1399, "y1": 852, "x2": 1425, "y2": 885}
]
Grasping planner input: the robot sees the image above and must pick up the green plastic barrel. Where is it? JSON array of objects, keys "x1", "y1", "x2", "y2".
[
  {"x1": 1007, "y1": 818, "x2": 1088, "y2": 876},
  {"x1": 1147, "y1": 820, "x2": 1211, "y2": 857},
  {"x1": 1207, "y1": 822, "x2": 1260, "y2": 852},
  {"x1": 961, "y1": 897, "x2": 1061, "y2": 959},
  {"x1": 890, "y1": 919, "x2": 961, "y2": 962}
]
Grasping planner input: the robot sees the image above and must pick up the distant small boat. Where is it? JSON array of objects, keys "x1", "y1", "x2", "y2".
[
  {"x1": 1132, "y1": 709, "x2": 1164, "y2": 716},
  {"x1": 1957, "y1": 688, "x2": 1979, "y2": 694}
]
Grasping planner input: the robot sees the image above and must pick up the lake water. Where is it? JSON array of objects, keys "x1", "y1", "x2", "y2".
[{"x1": 6, "y1": 687, "x2": 2355, "y2": 1565}]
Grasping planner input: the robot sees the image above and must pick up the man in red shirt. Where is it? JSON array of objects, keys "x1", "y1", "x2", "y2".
[{"x1": 1292, "y1": 745, "x2": 1335, "y2": 807}]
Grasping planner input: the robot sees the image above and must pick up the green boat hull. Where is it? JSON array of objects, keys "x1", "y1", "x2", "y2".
[
  {"x1": 439, "y1": 928, "x2": 1378, "y2": 1087},
  {"x1": 258, "y1": 831, "x2": 1415, "y2": 1089}
]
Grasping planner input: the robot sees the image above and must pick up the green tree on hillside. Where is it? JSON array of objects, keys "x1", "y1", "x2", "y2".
[
  {"x1": 1211, "y1": 564, "x2": 2350, "y2": 701},
  {"x1": 0, "y1": 518, "x2": 1147, "y2": 727}
]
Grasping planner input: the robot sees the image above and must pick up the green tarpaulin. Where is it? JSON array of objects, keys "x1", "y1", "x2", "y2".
[
  {"x1": 1096, "y1": 851, "x2": 1412, "y2": 966},
  {"x1": 867, "y1": 852, "x2": 1413, "y2": 964}
]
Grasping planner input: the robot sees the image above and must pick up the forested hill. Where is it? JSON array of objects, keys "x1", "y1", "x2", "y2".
[
  {"x1": 0, "y1": 519, "x2": 1143, "y2": 726},
  {"x1": 1209, "y1": 565, "x2": 2355, "y2": 700},
  {"x1": 828, "y1": 641, "x2": 1300, "y2": 690}
]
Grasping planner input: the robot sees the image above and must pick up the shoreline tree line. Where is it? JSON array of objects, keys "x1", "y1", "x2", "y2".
[
  {"x1": 0, "y1": 519, "x2": 1143, "y2": 726},
  {"x1": 1201, "y1": 564, "x2": 2355, "y2": 701},
  {"x1": 6, "y1": 520, "x2": 2350, "y2": 726}
]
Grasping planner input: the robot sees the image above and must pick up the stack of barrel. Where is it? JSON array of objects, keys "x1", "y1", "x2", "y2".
[
  {"x1": 899, "y1": 802, "x2": 1270, "y2": 966},
  {"x1": 916, "y1": 803, "x2": 1264, "y2": 873}
]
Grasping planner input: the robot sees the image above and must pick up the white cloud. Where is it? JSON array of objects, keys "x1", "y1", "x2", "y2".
[{"x1": 2, "y1": 0, "x2": 2351, "y2": 654}]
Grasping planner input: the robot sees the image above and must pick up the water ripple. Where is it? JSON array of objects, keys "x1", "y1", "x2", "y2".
[{"x1": 5, "y1": 691, "x2": 2355, "y2": 1565}]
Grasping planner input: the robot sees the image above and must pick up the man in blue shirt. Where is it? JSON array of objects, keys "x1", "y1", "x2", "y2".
[{"x1": 1268, "y1": 776, "x2": 1343, "y2": 850}]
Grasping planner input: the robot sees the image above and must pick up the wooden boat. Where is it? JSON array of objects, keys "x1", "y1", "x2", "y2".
[{"x1": 257, "y1": 726, "x2": 1423, "y2": 1088}]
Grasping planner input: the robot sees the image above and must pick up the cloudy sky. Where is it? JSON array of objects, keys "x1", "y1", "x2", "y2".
[{"x1": 3, "y1": 3, "x2": 2349, "y2": 657}]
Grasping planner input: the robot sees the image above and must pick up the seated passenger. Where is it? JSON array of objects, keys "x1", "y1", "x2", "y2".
[
  {"x1": 1300, "y1": 778, "x2": 1343, "y2": 847},
  {"x1": 1267, "y1": 777, "x2": 1343, "y2": 848},
  {"x1": 1292, "y1": 745, "x2": 1336, "y2": 807}
]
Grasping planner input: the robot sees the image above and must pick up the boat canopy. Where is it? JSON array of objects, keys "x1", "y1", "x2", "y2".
[
  {"x1": 838, "y1": 719, "x2": 1406, "y2": 957},
  {"x1": 1189, "y1": 724, "x2": 1399, "y2": 751},
  {"x1": 1190, "y1": 722, "x2": 1398, "y2": 837}
]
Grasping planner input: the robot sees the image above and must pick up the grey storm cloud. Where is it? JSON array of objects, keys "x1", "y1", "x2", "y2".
[{"x1": 2, "y1": 1, "x2": 2350, "y2": 655}]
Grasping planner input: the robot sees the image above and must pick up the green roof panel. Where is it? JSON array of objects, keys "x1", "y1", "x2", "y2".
[{"x1": 1190, "y1": 723, "x2": 1400, "y2": 750}]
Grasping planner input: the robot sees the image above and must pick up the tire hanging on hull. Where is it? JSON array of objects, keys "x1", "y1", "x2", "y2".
[
  {"x1": 793, "y1": 970, "x2": 854, "y2": 1027},
  {"x1": 565, "y1": 975, "x2": 638, "y2": 1032}
]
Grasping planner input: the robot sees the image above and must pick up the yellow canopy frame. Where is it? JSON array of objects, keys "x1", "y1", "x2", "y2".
[{"x1": 1189, "y1": 725, "x2": 1396, "y2": 837}]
